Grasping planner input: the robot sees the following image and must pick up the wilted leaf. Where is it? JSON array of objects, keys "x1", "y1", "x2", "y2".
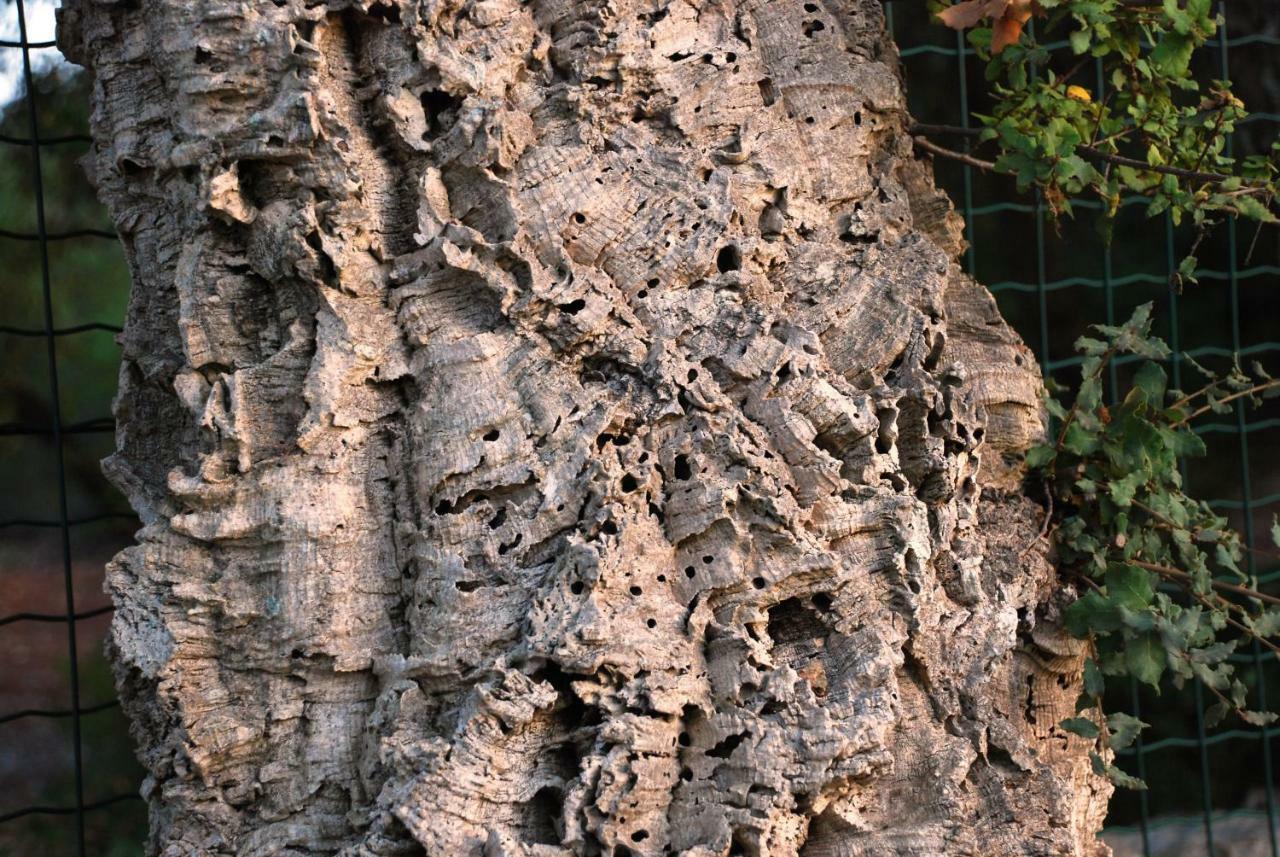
[
  {"x1": 936, "y1": 0, "x2": 1042, "y2": 54},
  {"x1": 1105, "y1": 763, "x2": 1148, "y2": 790},
  {"x1": 1106, "y1": 712, "x2": 1148, "y2": 751}
]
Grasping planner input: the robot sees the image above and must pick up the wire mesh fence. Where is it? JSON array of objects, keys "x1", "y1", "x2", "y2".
[{"x1": 0, "y1": 0, "x2": 1276, "y2": 853}]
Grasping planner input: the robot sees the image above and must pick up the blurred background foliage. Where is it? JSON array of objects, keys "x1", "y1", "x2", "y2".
[{"x1": 0, "y1": 0, "x2": 1276, "y2": 853}]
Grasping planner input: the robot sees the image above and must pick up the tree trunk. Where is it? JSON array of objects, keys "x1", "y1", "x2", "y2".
[{"x1": 59, "y1": 0, "x2": 1111, "y2": 854}]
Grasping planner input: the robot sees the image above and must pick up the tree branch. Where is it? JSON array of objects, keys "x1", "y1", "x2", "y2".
[
  {"x1": 1129, "y1": 559, "x2": 1280, "y2": 608},
  {"x1": 911, "y1": 135, "x2": 997, "y2": 171},
  {"x1": 908, "y1": 122, "x2": 1265, "y2": 188}
]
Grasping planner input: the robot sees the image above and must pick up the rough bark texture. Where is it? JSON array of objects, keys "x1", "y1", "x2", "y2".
[{"x1": 59, "y1": 0, "x2": 1111, "y2": 854}]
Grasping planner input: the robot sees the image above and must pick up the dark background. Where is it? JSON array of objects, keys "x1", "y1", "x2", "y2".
[{"x1": 0, "y1": 0, "x2": 1276, "y2": 853}]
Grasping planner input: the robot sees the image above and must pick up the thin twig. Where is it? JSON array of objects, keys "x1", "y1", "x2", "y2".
[
  {"x1": 1055, "y1": 345, "x2": 1120, "y2": 450},
  {"x1": 1172, "y1": 379, "x2": 1280, "y2": 426},
  {"x1": 910, "y1": 123, "x2": 982, "y2": 138},
  {"x1": 1076, "y1": 145, "x2": 1243, "y2": 185},
  {"x1": 908, "y1": 122, "x2": 1270, "y2": 190},
  {"x1": 1191, "y1": 107, "x2": 1228, "y2": 177},
  {"x1": 1130, "y1": 559, "x2": 1280, "y2": 607},
  {"x1": 911, "y1": 136, "x2": 998, "y2": 171},
  {"x1": 1245, "y1": 200, "x2": 1272, "y2": 265}
]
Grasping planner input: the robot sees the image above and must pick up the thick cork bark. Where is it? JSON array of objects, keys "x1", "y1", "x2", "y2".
[{"x1": 58, "y1": 0, "x2": 1111, "y2": 854}]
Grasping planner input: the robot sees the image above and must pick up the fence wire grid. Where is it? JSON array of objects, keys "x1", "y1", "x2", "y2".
[{"x1": 0, "y1": 0, "x2": 1277, "y2": 854}]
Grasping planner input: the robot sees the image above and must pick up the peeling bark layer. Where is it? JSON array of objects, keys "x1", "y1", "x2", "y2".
[{"x1": 59, "y1": 0, "x2": 1110, "y2": 854}]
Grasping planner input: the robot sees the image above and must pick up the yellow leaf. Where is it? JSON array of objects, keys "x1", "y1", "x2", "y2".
[{"x1": 1067, "y1": 85, "x2": 1093, "y2": 103}]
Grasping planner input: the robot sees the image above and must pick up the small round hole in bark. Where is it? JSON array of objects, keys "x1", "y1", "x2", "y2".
[
  {"x1": 679, "y1": 731, "x2": 691, "y2": 746},
  {"x1": 647, "y1": 618, "x2": 657, "y2": 628},
  {"x1": 571, "y1": 581, "x2": 585, "y2": 595},
  {"x1": 812, "y1": 592, "x2": 834, "y2": 611},
  {"x1": 630, "y1": 585, "x2": 642, "y2": 596},
  {"x1": 702, "y1": 555, "x2": 713, "y2": 564},
  {"x1": 685, "y1": 566, "x2": 696, "y2": 578},
  {"x1": 674, "y1": 454, "x2": 692, "y2": 480},
  {"x1": 573, "y1": 212, "x2": 586, "y2": 224},
  {"x1": 752, "y1": 577, "x2": 766, "y2": 589},
  {"x1": 621, "y1": 473, "x2": 638, "y2": 492},
  {"x1": 632, "y1": 830, "x2": 650, "y2": 843},
  {"x1": 716, "y1": 244, "x2": 741, "y2": 273},
  {"x1": 560, "y1": 298, "x2": 586, "y2": 314},
  {"x1": 483, "y1": 428, "x2": 500, "y2": 441},
  {"x1": 602, "y1": 521, "x2": 619, "y2": 536}
]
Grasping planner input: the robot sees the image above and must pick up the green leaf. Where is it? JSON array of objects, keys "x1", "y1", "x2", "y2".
[
  {"x1": 1065, "y1": 590, "x2": 1125, "y2": 637},
  {"x1": 1132, "y1": 362, "x2": 1167, "y2": 404},
  {"x1": 1188, "y1": 641, "x2": 1236, "y2": 664},
  {"x1": 1248, "y1": 609, "x2": 1280, "y2": 638},
  {"x1": 1107, "y1": 472, "x2": 1145, "y2": 507},
  {"x1": 1106, "y1": 563, "x2": 1154, "y2": 611},
  {"x1": 1025, "y1": 445, "x2": 1057, "y2": 469},
  {"x1": 1235, "y1": 195, "x2": 1278, "y2": 223},
  {"x1": 1061, "y1": 717, "x2": 1101, "y2": 739},
  {"x1": 1063, "y1": 422, "x2": 1101, "y2": 455},
  {"x1": 1083, "y1": 658, "x2": 1105, "y2": 697},
  {"x1": 1126, "y1": 632, "x2": 1166, "y2": 688}
]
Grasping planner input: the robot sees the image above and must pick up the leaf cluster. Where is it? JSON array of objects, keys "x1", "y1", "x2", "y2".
[
  {"x1": 926, "y1": 0, "x2": 1279, "y2": 241},
  {"x1": 1026, "y1": 304, "x2": 1280, "y2": 788}
]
